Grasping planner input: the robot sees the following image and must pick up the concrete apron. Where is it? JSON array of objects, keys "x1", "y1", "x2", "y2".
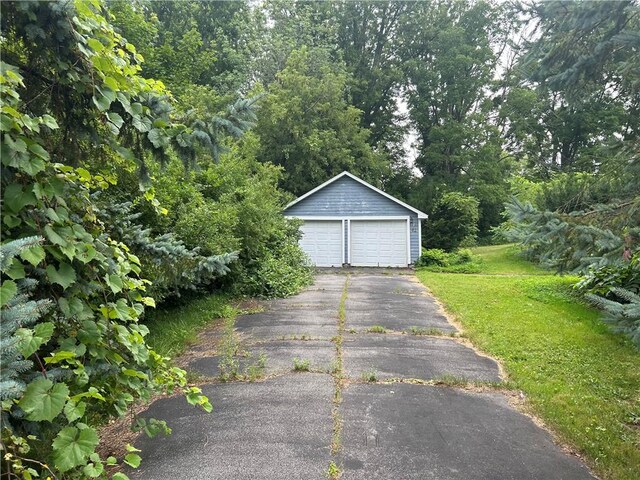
[{"x1": 133, "y1": 272, "x2": 595, "y2": 480}]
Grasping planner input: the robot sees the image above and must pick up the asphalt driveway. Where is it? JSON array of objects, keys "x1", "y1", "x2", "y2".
[{"x1": 133, "y1": 273, "x2": 594, "y2": 479}]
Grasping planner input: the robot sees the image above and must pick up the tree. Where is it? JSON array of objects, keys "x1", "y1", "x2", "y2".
[
  {"x1": 254, "y1": 47, "x2": 387, "y2": 195},
  {"x1": 399, "y1": 0, "x2": 514, "y2": 238},
  {"x1": 1, "y1": 2, "x2": 214, "y2": 476},
  {"x1": 423, "y1": 192, "x2": 480, "y2": 251},
  {"x1": 109, "y1": 0, "x2": 255, "y2": 97}
]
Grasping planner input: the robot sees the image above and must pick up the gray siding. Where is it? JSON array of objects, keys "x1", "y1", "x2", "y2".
[
  {"x1": 285, "y1": 176, "x2": 411, "y2": 216},
  {"x1": 410, "y1": 217, "x2": 420, "y2": 263},
  {"x1": 286, "y1": 176, "x2": 423, "y2": 265}
]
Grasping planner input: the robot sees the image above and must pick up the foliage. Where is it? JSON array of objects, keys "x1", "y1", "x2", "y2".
[
  {"x1": 418, "y1": 245, "x2": 640, "y2": 479},
  {"x1": 417, "y1": 248, "x2": 480, "y2": 273},
  {"x1": 0, "y1": 237, "x2": 52, "y2": 404},
  {"x1": 243, "y1": 240, "x2": 313, "y2": 298},
  {"x1": 503, "y1": 197, "x2": 640, "y2": 273},
  {"x1": 146, "y1": 133, "x2": 312, "y2": 299},
  {"x1": 423, "y1": 192, "x2": 480, "y2": 251},
  {"x1": 401, "y1": 0, "x2": 514, "y2": 237},
  {"x1": 0, "y1": 2, "x2": 212, "y2": 477},
  {"x1": 586, "y1": 288, "x2": 640, "y2": 348},
  {"x1": 577, "y1": 254, "x2": 640, "y2": 298},
  {"x1": 417, "y1": 248, "x2": 471, "y2": 267},
  {"x1": 109, "y1": 0, "x2": 255, "y2": 97},
  {"x1": 579, "y1": 254, "x2": 640, "y2": 348},
  {"x1": 254, "y1": 46, "x2": 388, "y2": 196},
  {"x1": 97, "y1": 200, "x2": 237, "y2": 302}
]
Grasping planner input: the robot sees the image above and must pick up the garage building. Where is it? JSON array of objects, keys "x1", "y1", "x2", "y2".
[{"x1": 284, "y1": 171, "x2": 428, "y2": 267}]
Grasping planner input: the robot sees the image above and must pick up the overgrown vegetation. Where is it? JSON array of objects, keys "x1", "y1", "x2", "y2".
[
  {"x1": 418, "y1": 245, "x2": 640, "y2": 480},
  {"x1": 416, "y1": 248, "x2": 480, "y2": 273},
  {"x1": 2, "y1": 0, "x2": 638, "y2": 477},
  {"x1": 0, "y1": 1, "x2": 307, "y2": 477}
]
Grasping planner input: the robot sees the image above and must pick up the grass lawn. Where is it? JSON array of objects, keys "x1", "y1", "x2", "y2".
[
  {"x1": 417, "y1": 245, "x2": 640, "y2": 480},
  {"x1": 144, "y1": 293, "x2": 234, "y2": 358}
]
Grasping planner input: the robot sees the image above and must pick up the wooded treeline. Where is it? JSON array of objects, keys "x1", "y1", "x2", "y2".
[{"x1": 0, "y1": 1, "x2": 638, "y2": 478}]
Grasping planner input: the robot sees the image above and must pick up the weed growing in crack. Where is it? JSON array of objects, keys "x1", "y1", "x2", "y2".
[
  {"x1": 293, "y1": 357, "x2": 311, "y2": 372},
  {"x1": 367, "y1": 325, "x2": 387, "y2": 333},
  {"x1": 326, "y1": 461, "x2": 342, "y2": 479},
  {"x1": 408, "y1": 326, "x2": 444, "y2": 336},
  {"x1": 330, "y1": 275, "x2": 349, "y2": 456},
  {"x1": 361, "y1": 368, "x2": 378, "y2": 382},
  {"x1": 218, "y1": 315, "x2": 241, "y2": 381},
  {"x1": 433, "y1": 374, "x2": 468, "y2": 387},
  {"x1": 245, "y1": 353, "x2": 268, "y2": 381}
]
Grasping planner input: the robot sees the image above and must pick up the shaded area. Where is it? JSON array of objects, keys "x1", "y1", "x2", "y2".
[
  {"x1": 339, "y1": 383, "x2": 594, "y2": 480},
  {"x1": 190, "y1": 339, "x2": 336, "y2": 377},
  {"x1": 235, "y1": 310, "x2": 337, "y2": 340},
  {"x1": 134, "y1": 375, "x2": 333, "y2": 480},
  {"x1": 342, "y1": 334, "x2": 501, "y2": 382}
]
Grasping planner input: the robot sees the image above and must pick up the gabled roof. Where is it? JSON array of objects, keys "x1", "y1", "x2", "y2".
[{"x1": 284, "y1": 171, "x2": 428, "y2": 219}]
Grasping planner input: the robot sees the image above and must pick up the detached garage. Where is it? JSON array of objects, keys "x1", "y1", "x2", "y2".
[{"x1": 284, "y1": 171, "x2": 428, "y2": 267}]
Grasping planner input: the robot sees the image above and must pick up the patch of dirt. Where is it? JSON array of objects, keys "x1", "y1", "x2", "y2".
[{"x1": 232, "y1": 298, "x2": 265, "y2": 314}]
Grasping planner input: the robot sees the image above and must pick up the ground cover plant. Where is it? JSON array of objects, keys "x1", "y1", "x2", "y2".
[{"x1": 417, "y1": 244, "x2": 640, "y2": 480}]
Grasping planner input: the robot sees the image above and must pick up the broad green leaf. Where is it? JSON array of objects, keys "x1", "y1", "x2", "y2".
[
  {"x1": 107, "y1": 112, "x2": 123, "y2": 129},
  {"x1": 92, "y1": 94, "x2": 111, "y2": 112},
  {"x1": 83, "y1": 461, "x2": 104, "y2": 478},
  {"x1": 19, "y1": 378, "x2": 69, "y2": 421},
  {"x1": 0, "y1": 280, "x2": 17, "y2": 306},
  {"x1": 44, "y1": 350, "x2": 76, "y2": 365},
  {"x1": 51, "y1": 424, "x2": 99, "y2": 472},
  {"x1": 4, "y1": 184, "x2": 36, "y2": 213},
  {"x1": 20, "y1": 244, "x2": 45, "y2": 266},
  {"x1": 76, "y1": 243, "x2": 97, "y2": 263},
  {"x1": 16, "y1": 322, "x2": 54, "y2": 358},
  {"x1": 77, "y1": 320, "x2": 101, "y2": 344},
  {"x1": 124, "y1": 453, "x2": 141, "y2": 468},
  {"x1": 28, "y1": 142, "x2": 49, "y2": 160},
  {"x1": 132, "y1": 114, "x2": 152, "y2": 133},
  {"x1": 64, "y1": 399, "x2": 86, "y2": 423},
  {"x1": 76, "y1": 167, "x2": 91, "y2": 182},
  {"x1": 87, "y1": 38, "x2": 104, "y2": 53},
  {"x1": 41, "y1": 114, "x2": 59, "y2": 129},
  {"x1": 111, "y1": 473, "x2": 130, "y2": 480},
  {"x1": 113, "y1": 298, "x2": 133, "y2": 320},
  {"x1": 44, "y1": 224, "x2": 68, "y2": 247},
  {"x1": 6, "y1": 259, "x2": 25, "y2": 280},
  {"x1": 141, "y1": 296, "x2": 156, "y2": 307},
  {"x1": 106, "y1": 274, "x2": 123, "y2": 294},
  {"x1": 21, "y1": 155, "x2": 46, "y2": 175},
  {"x1": 46, "y1": 262, "x2": 76, "y2": 289}
]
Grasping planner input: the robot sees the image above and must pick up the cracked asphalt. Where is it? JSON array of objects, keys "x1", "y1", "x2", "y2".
[{"x1": 133, "y1": 273, "x2": 595, "y2": 479}]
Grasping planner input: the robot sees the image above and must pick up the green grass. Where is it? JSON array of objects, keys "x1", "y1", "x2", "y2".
[
  {"x1": 473, "y1": 244, "x2": 546, "y2": 275},
  {"x1": 417, "y1": 244, "x2": 640, "y2": 480},
  {"x1": 145, "y1": 293, "x2": 234, "y2": 358}
]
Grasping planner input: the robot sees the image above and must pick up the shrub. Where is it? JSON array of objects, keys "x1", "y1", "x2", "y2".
[
  {"x1": 418, "y1": 248, "x2": 450, "y2": 267},
  {"x1": 576, "y1": 254, "x2": 640, "y2": 298},
  {"x1": 242, "y1": 240, "x2": 313, "y2": 298},
  {"x1": 417, "y1": 248, "x2": 477, "y2": 268},
  {"x1": 424, "y1": 192, "x2": 480, "y2": 251}
]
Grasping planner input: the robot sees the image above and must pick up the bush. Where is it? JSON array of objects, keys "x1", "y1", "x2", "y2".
[
  {"x1": 239, "y1": 230, "x2": 313, "y2": 298},
  {"x1": 576, "y1": 254, "x2": 640, "y2": 298},
  {"x1": 423, "y1": 192, "x2": 480, "y2": 251},
  {"x1": 417, "y1": 248, "x2": 479, "y2": 273}
]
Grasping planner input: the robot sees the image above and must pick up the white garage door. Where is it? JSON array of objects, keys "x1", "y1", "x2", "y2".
[
  {"x1": 299, "y1": 220, "x2": 343, "y2": 267},
  {"x1": 350, "y1": 220, "x2": 408, "y2": 267}
]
